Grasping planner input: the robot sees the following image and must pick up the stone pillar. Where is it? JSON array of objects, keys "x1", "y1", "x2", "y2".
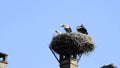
[{"x1": 60, "y1": 58, "x2": 78, "y2": 68}]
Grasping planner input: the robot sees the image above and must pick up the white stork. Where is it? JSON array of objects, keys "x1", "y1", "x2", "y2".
[
  {"x1": 60, "y1": 24, "x2": 72, "y2": 33},
  {"x1": 55, "y1": 30, "x2": 62, "y2": 35},
  {"x1": 76, "y1": 24, "x2": 88, "y2": 34}
]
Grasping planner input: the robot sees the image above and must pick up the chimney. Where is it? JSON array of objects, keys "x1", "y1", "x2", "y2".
[{"x1": 0, "y1": 52, "x2": 8, "y2": 68}]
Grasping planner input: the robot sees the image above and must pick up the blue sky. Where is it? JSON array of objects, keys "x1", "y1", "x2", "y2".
[{"x1": 0, "y1": 0, "x2": 120, "y2": 68}]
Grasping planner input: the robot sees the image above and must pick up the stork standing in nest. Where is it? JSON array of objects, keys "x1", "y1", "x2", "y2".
[
  {"x1": 60, "y1": 24, "x2": 72, "y2": 33},
  {"x1": 76, "y1": 24, "x2": 88, "y2": 34}
]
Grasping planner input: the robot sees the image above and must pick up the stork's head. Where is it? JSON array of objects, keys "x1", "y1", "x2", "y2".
[
  {"x1": 55, "y1": 30, "x2": 57, "y2": 33},
  {"x1": 80, "y1": 24, "x2": 84, "y2": 27},
  {"x1": 60, "y1": 24, "x2": 70, "y2": 28},
  {"x1": 76, "y1": 24, "x2": 84, "y2": 30}
]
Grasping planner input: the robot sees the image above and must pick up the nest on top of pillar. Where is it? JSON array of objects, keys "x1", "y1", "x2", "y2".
[{"x1": 50, "y1": 33, "x2": 95, "y2": 56}]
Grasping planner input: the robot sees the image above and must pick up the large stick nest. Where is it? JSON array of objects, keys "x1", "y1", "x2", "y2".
[{"x1": 50, "y1": 33, "x2": 95, "y2": 55}]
